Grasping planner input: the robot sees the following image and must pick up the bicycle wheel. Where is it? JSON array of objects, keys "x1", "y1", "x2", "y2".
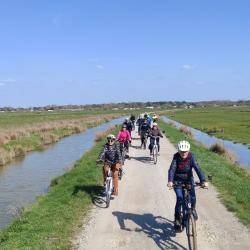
[
  {"x1": 153, "y1": 146, "x2": 157, "y2": 164},
  {"x1": 186, "y1": 214, "x2": 197, "y2": 250},
  {"x1": 106, "y1": 179, "x2": 111, "y2": 208}
]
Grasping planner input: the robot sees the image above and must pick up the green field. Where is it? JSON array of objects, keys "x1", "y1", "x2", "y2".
[
  {"x1": 166, "y1": 106, "x2": 250, "y2": 145},
  {"x1": 0, "y1": 109, "x2": 131, "y2": 129},
  {"x1": 158, "y1": 120, "x2": 250, "y2": 227}
]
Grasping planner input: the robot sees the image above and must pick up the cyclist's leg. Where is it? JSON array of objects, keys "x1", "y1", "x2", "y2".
[
  {"x1": 103, "y1": 165, "x2": 109, "y2": 185},
  {"x1": 149, "y1": 138, "x2": 153, "y2": 154},
  {"x1": 157, "y1": 138, "x2": 160, "y2": 153},
  {"x1": 174, "y1": 186, "x2": 183, "y2": 222},
  {"x1": 112, "y1": 163, "x2": 120, "y2": 195}
]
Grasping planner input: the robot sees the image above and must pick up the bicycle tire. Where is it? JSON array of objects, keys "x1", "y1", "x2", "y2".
[
  {"x1": 106, "y1": 179, "x2": 111, "y2": 208},
  {"x1": 186, "y1": 214, "x2": 197, "y2": 250},
  {"x1": 153, "y1": 146, "x2": 157, "y2": 164}
]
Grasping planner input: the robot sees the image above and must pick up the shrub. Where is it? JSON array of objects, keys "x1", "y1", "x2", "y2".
[{"x1": 179, "y1": 126, "x2": 193, "y2": 138}]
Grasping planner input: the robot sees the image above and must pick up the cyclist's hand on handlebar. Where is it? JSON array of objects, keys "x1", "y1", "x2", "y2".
[
  {"x1": 167, "y1": 182, "x2": 173, "y2": 189},
  {"x1": 96, "y1": 159, "x2": 102, "y2": 164}
]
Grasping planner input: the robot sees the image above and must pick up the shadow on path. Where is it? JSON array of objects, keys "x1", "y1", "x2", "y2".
[
  {"x1": 112, "y1": 211, "x2": 187, "y2": 250},
  {"x1": 131, "y1": 156, "x2": 153, "y2": 164},
  {"x1": 72, "y1": 184, "x2": 107, "y2": 208}
]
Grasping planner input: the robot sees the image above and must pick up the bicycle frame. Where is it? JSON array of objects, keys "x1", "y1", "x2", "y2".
[{"x1": 105, "y1": 164, "x2": 113, "y2": 208}]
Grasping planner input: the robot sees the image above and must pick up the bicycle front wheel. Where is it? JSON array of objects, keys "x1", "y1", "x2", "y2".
[
  {"x1": 106, "y1": 179, "x2": 111, "y2": 208},
  {"x1": 186, "y1": 214, "x2": 197, "y2": 250},
  {"x1": 153, "y1": 146, "x2": 157, "y2": 164}
]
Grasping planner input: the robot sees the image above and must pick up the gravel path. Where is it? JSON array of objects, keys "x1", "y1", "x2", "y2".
[{"x1": 73, "y1": 129, "x2": 250, "y2": 250}]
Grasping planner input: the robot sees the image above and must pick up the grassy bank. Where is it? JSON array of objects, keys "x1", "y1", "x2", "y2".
[
  {"x1": 165, "y1": 106, "x2": 250, "y2": 145},
  {"x1": 0, "y1": 114, "x2": 118, "y2": 165},
  {"x1": 158, "y1": 120, "x2": 250, "y2": 227},
  {"x1": 0, "y1": 125, "x2": 119, "y2": 249}
]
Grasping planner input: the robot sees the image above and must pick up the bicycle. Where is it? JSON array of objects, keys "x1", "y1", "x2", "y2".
[
  {"x1": 96, "y1": 160, "x2": 115, "y2": 208},
  {"x1": 171, "y1": 182, "x2": 207, "y2": 250},
  {"x1": 150, "y1": 136, "x2": 160, "y2": 164}
]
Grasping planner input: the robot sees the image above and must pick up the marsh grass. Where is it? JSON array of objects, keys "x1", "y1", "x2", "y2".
[
  {"x1": 179, "y1": 126, "x2": 193, "y2": 138},
  {"x1": 0, "y1": 114, "x2": 117, "y2": 166},
  {"x1": 210, "y1": 143, "x2": 237, "y2": 163}
]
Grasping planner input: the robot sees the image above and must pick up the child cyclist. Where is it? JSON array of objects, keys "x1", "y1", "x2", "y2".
[{"x1": 167, "y1": 140, "x2": 208, "y2": 229}]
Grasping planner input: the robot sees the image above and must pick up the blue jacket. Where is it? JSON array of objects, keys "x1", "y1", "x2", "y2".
[{"x1": 168, "y1": 152, "x2": 206, "y2": 183}]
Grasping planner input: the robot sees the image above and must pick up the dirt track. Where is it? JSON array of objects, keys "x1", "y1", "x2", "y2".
[{"x1": 73, "y1": 129, "x2": 250, "y2": 250}]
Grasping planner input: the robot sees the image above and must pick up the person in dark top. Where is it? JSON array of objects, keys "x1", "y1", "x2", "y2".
[
  {"x1": 140, "y1": 119, "x2": 150, "y2": 148},
  {"x1": 97, "y1": 134, "x2": 122, "y2": 196},
  {"x1": 123, "y1": 118, "x2": 133, "y2": 138},
  {"x1": 148, "y1": 123, "x2": 163, "y2": 155},
  {"x1": 167, "y1": 140, "x2": 208, "y2": 228}
]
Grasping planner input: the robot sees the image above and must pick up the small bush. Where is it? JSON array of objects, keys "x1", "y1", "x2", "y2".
[
  {"x1": 209, "y1": 143, "x2": 237, "y2": 163},
  {"x1": 179, "y1": 126, "x2": 193, "y2": 138},
  {"x1": 210, "y1": 143, "x2": 226, "y2": 154}
]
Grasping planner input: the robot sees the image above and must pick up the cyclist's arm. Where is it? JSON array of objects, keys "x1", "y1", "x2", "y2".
[
  {"x1": 116, "y1": 144, "x2": 122, "y2": 164},
  {"x1": 168, "y1": 156, "x2": 177, "y2": 183},
  {"x1": 97, "y1": 145, "x2": 106, "y2": 162},
  {"x1": 116, "y1": 131, "x2": 121, "y2": 141},
  {"x1": 191, "y1": 153, "x2": 206, "y2": 183}
]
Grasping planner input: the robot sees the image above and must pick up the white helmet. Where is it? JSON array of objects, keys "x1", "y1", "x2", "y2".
[
  {"x1": 152, "y1": 122, "x2": 158, "y2": 127},
  {"x1": 107, "y1": 134, "x2": 115, "y2": 140},
  {"x1": 178, "y1": 140, "x2": 190, "y2": 152}
]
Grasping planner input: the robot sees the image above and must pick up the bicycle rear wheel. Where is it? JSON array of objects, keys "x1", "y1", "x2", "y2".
[
  {"x1": 153, "y1": 146, "x2": 157, "y2": 164},
  {"x1": 186, "y1": 214, "x2": 197, "y2": 250}
]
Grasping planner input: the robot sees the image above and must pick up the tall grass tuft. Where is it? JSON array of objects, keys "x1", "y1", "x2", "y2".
[
  {"x1": 209, "y1": 142, "x2": 237, "y2": 163},
  {"x1": 179, "y1": 126, "x2": 193, "y2": 138}
]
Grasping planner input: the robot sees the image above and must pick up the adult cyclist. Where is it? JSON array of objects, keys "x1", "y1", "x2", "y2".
[
  {"x1": 167, "y1": 140, "x2": 208, "y2": 229},
  {"x1": 148, "y1": 123, "x2": 163, "y2": 155},
  {"x1": 140, "y1": 119, "x2": 150, "y2": 148},
  {"x1": 97, "y1": 134, "x2": 122, "y2": 196},
  {"x1": 116, "y1": 124, "x2": 131, "y2": 157}
]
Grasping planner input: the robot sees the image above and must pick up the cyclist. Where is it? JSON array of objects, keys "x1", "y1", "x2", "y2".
[
  {"x1": 144, "y1": 113, "x2": 152, "y2": 127},
  {"x1": 167, "y1": 140, "x2": 208, "y2": 228},
  {"x1": 116, "y1": 124, "x2": 131, "y2": 156},
  {"x1": 123, "y1": 118, "x2": 133, "y2": 138},
  {"x1": 140, "y1": 119, "x2": 150, "y2": 148},
  {"x1": 148, "y1": 123, "x2": 163, "y2": 155},
  {"x1": 130, "y1": 114, "x2": 136, "y2": 129},
  {"x1": 97, "y1": 134, "x2": 122, "y2": 196},
  {"x1": 152, "y1": 113, "x2": 158, "y2": 123},
  {"x1": 137, "y1": 114, "x2": 144, "y2": 135}
]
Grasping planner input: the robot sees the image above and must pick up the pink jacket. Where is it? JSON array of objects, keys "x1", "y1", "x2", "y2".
[{"x1": 116, "y1": 130, "x2": 131, "y2": 142}]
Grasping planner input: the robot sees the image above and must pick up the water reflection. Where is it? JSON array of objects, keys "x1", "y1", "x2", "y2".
[{"x1": 162, "y1": 116, "x2": 250, "y2": 169}]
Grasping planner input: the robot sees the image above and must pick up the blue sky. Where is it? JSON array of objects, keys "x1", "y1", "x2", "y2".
[{"x1": 0, "y1": 0, "x2": 249, "y2": 107}]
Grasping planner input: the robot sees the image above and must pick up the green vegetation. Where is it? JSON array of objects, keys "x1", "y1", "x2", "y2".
[
  {"x1": 158, "y1": 120, "x2": 250, "y2": 227},
  {"x1": 166, "y1": 106, "x2": 250, "y2": 145},
  {"x1": 0, "y1": 126, "x2": 119, "y2": 249}
]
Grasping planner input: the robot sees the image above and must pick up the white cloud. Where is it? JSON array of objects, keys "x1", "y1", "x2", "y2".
[
  {"x1": 96, "y1": 64, "x2": 104, "y2": 70},
  {"x1": 182, "y1": 64, "x2": 196, "y2": 70},
  {"x1": 0, "y1": 78, "x2": 16, "y2": 86}
]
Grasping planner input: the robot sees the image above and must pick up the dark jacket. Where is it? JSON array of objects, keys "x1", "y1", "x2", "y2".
[
  {"x1": 124, "y1": 121, "x2": 132, "y2": 132},
  {"x1": 98, "y1": 143, "x2": 122, "y2": 165},
  {"x1": 168, "y1": 152, "x2": 206, "y2": 183},
  {"x1": 140, "y1": 123, "x2": 150, "y2": 135}
]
